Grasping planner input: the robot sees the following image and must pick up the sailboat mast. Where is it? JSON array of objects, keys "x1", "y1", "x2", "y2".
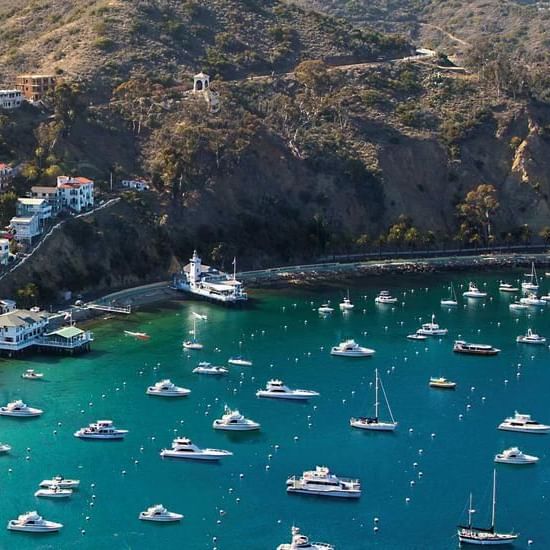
[
  {"x1": 491, "y1": 469, "x2": 497, "y2": 530},
  {"x1": 374, "y1": 369, "x2": 379, "y2": 418},
  {"x1": 468, "y1": 493, "x2": 473, "y2": 528}
]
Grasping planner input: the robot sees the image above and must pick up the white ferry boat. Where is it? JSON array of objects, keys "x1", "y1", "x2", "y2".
[
  {"x1": 139, "y1": 504, "x2": 183, "y2": 522},
  {"x1": 330, "y1": 339, "x2": 375, "y2": 357},
  {"x1": 277, "y1": 526, "x2": 334, "y2": 550},
  {"x1": 0, "y1": 400, "x2": 42, "y2": 417},
  {"x1": 212, "y1": 406, "x2": 260, "y2": 431},
  {"x1": 494, "y1": 447, "x2": 538, "y2": 465},
  {"x1": 516, "y1": 328, "x2": 546, "y2": 345},
  {"x1": 498, "y1": 411, "x2": 550, "y2": 434},
  {"x1": 256, "y1": 379, "x2": 319, "y2": 400},
  {"x1": 375, "y1": 290, "x2": 398, "y2": 304},
  {"x1": 463, "y1": 282, "x2": 487, "y2": 298},
  {"x1": 160, "y1": 437, "x2": 232, "y2": 461},
  {"x1": 172, "y1": 251, "x2": 247, "y2": 304},
  {"x1": 146, "y1": 379, "x2": 191, "y2": 396},
  {"x1": 74, "y1": 420, "x2": 128, "y2": 440},
  {"x1": 416, "y1": 314, "x2": 448, "y2": 336},
  {"x1": 7, "y1": 511, "x2": 63, "y2": 533},
  {"x1": 286, "y1": 466, "x2": 361, "y2": 498},
  {"x1": 39, "y1": 476, "x2": 80, "y2": 489}
]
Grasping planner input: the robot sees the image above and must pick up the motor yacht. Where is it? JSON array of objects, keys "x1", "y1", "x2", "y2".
[
  {"x1": 228, "y1": 356, "x2": 253, "y2": 366},
  {"x1": 256, "y1": 379, "x2": 319, "y2": 401},
  {"x1": 375, "y1": 290, "x2": 398, "y2": 304},
  {"x1": 39, "y1": 476, "x2": 80, "y2": 489},
  {"x1": 463, "y1": 282, "x2": 487, "y2": 298},
  {"x1": 516, "y1": 328, "x2": 546, "y2": 345},
  {"x1": 339, "y1": 291, "x2": 354, "y2": 311},
  {"x1": 499, "y1": 282, "x2": 519, "y2": 292},
  {"x1": 34, "y1": 485, "x2": 72, "y2": 499},
  {"x1": 146, "y1": 379, "x2": 191, "y2": 397},
  {"x1": 160, "y1": 437, "x2": 232, "y2": 461},
  {"x1": 494, "y1": 447, "x2": 538, "y2": 465},
  {"x1": 0, "y1": 400, "x2": 42, "y2": 417},
  {"x1": 407, "y1": 333, "x2": 427, "y2": 341},
  {"x1": 330, "y1": 339, "x2": 375, "y2": 357},
  {"x1": 498, "y1": 411, "x2": 550, "y2": 434},
  {"x1": 7, "y1": 511, "x2": 63, "y2": 533},
  {"x1": 21, "y1": 369, "x2": 43, "y2": 380},
  {"x1": 509, "y1": 301, "x2": 528, "y2": 311},
  {"x1": 193, "y1": 362, "x2": 228, "y2": 375},
  {"x1": 416, "y1": 314, "x2": 448, "y2": 336},
  {"x1": 0, "y1": 443, "x2": 11, "y2": 453},
  {"x1": 317, "y1": 304, "x2": 334, "y2": 315},
  {"x1": 139, "y1": 504, "x2": 183, "y2": 522},
  {"x1": 453, "y1": 340, "x2": 500, "y2": 356},
  {"x1": 286, "y1": 466, "x2": 361, "y2": 498},
  {"x1": 212, "y1": 406, "x2": 260, "y2": 431},
  {"x1": 277, "y1": 526, "x2": 334, "y2": 550},
  {"x1": 182, "y1": 340, "x2": 203, "y2": 350},
  {"x1": 429, "y1": 377, "x2": 456, "y2": 389},
  {"x1": 74, "y1": 419, "x2": 128, "y2": 440},
  {"x1": 519, "y1": 294, "x2": 546, "y2": 306}
]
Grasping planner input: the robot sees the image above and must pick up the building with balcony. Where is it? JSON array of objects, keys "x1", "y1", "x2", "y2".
[
  {"x1": 56, "y1": 176, "x2": 94, "y2": 213},
  {"x1": 15, "y1": 74, "x2": 56, "y2": 102},
  {"x1": 0, "y1": 309, "x2": 49, "y2": 353},
  {"x1": 16, "y1": 198, "x2": 52, "y2": 228},
  {"x1": 30, "y1": 186, "x2": 62, "y2": 214},
  {"x1": 0, "y1": 90, "x2": 22, "y2": 109},
  {"x1": 9, "y1": 214, "x2": 40, "y2": 243}
]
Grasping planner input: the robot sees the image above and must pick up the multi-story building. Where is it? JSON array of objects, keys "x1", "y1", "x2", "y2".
[
  {"x1": 30, "y1": 186, "x2": 62, "y2": 214},
  {"x1": 15, "y1": 74, "x2": 56, "y2": 102},
  {"x1": 0, "y1": 309, "x2": 49, "y2": 352},
  {"x1": 0, "y1": 299, "x2": 16, "y2": 314},
  {"x1": 9, "y1": 214, "x2": 40, "y2": 243},
  {"x1": 0, "y1": 163, "x2": 13, "y2": 191},
  {"x1": 56, "y1": 176, "x2": 94, "y2": 213},
  {"x1": 0, "y1": 90, "x2": 22, "y2": 109},
  {"x1": 16, "y1": 198, "x2": 52, "y2": 228},
  {"x1": 0, "y1": 239, "x2": 9, "y2": 265}
]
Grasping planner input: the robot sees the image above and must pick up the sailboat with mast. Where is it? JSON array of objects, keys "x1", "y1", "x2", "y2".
[
  {"x1": 183, "y1": 317, "x2": 203, "y2": 350},
  {"x1": 522, "y1": 262, "x2": 539, "y2": 292},
  {"x1": 441, "y1": 282, "x2": 458, "y2": 306},
  {"x1": 457, "y1": 470, "x2": 518, "y2": 546},
  {"x1": 350, "y1": 369, "x2": 397, "y2": 431}
]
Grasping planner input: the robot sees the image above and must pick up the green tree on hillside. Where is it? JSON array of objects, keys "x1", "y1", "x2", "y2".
[{"x1": 456, "y1": 184, "x2": 499, "y2": 246}]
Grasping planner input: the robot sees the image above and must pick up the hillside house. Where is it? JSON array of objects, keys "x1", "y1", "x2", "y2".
[
  {"x1": 121, "y1": 179, "x2": 150, "y2": 191},
  {"x1": 0, "y1": 90, "x2": 22, "y2": 109},
  {"x1": 56, "y1": 176, "x2": 94, "y2": 212},
  {"x1": 30, "y1": 186, "x2": 62, "y2": 214},
  {"x1": 0, "y1": 300, "x2": 16, "y2": 314},
  {"x1": 0, "y1": 163, "x2": 13, "y2": 191},
  {"x1": 9, "y1": 215, "x2": 40, "y2": 243},
  {"x1": 15, "y1": 74, "x2": 56, "y2": 102},
  {"x1": 16, "y1": 198, "x2": 52, "y2": 228}
]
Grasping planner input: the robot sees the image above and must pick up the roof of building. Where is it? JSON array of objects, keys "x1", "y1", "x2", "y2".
[
  {"x1": 0, "y1": 309, "x2": 48, "y2": 327},
  {"x1": 0, "y1": 89, "x2": 20, "y2": 94},
  {"x1": 31, "y1": 186, "x2": 58, "y2": 194},
  {"x1": 57, "y1": 176, "x2": 93, "y2": 186},
  {"x1": 17, "y1": 198, "x2": 46, "y2": 206},
  {"x1": 194, "y1": 72, "x2": 209, "y2": 79},
  {"x1": 45, "y1": 326, "x2": 84, "y2": 339},
  {"x1": 0, "y1": 163, "x2": 12, "y2": 170},
  {"x1": 10, "y1": 216, "x2": 37, "y2": 224},
  {"x1": 17, "y1": 74, "x2": 56, "y2": 79}
]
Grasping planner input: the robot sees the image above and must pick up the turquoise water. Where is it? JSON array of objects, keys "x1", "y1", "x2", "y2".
[{"x1": 0, "y1": 271, "x2": 549, "y2": 549}]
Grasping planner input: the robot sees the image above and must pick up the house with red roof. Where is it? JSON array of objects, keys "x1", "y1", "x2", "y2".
[{"x1": 56, "y1": 176, "x2": 94, "y2": 213}]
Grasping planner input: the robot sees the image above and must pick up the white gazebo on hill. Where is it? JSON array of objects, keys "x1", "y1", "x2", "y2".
[{"x1": 193, "y1": 72, "x2": 210, "y2": 92}]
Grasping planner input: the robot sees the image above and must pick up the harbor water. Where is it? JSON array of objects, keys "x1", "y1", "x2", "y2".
[{"x1": 0, "y1": 270, "x2": 549, "y2": 549}]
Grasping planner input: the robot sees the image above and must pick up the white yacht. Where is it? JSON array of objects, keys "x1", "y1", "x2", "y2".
[
  {"x1": 74, "y1": 420, "x2": 128, "y2": 440},
  {"x1": 494, "y1": 447, "x2": 539, "y2": 465},
  {"x1": 339, "y1": 291, "x2": 354, "y2": 311},
  {"x1": 519, "y1": 293, "x2": 546, "y2": 306},
  {"x1": 212, "y1": 406, "x2": 260, "y2": 431},
  {"x1": 0, "y1": 443, "x2": 11, "y2": 453},
  {"x1": 458, "y1": 471, "x2": 518, "y2": 546},
  {"x1": 193, "y1": 363, "x2": 228, "y2": 375},
  {"x1": 330, "y1": 339, "x2": 375, "y2": 357},
  {"x1": 498, "y1": 411, "x2": 550, "y2": 434},
  {"x1": 39, "y1": 476, "x2": 80, "y2": 489},
  {"x1": 7, "y1": 511, "x2": 63, "y2": 533},
  {"x1": 499, "y1": 282, "x2": 519, "y2": 293},
  {"x1": 139, "y1": 504, "x2": 183, "y2": 522},
  {"x1": 407, "y1": 333, "x2": 427, "y2": 341},
  {"x1": 416, "y1": 314, "x2": 448, "y2": 336},
  {"x1": 21, "y1": 369, "x2": 43, "y2": 380},
  {"x1": 287, "y1": 466, "x2": 361, "y2": 498},
  {"x1": 463, "y1": 282, "x2": 487, "y2": 298},
  {"x1": 375, "y1": 290, "x2": 398, "y2": 304},
  {"x1": 0, "y1": 400, "x2": 42, "y2": 417},
  {"x1": 522, "y1": 262, "x2": 539, "y2": 291},
  {"x1": 146, "y1": 379, "x2": 191, "y2": 397},
  {"x1": 509, "y1": 301, "x2": 528, "y2": 311},
  {"x1": 516, "y1": 328, "x2": 546, "y2": 345},
  {"x1": 228, "y1": 356, "x2": 253, "y2": 366},
  {"x1": 317, "y1": 304, "x2": 334, "y2": 315},
  {"x1": 160, "y1": 437, "x2": 233, "y2": 461},
  {"x1": 350, "y1": 368, "x2": 397, "y2": 431},
  {"x1": 34, "y1": 485, "x2": 72, "y2": 499},
  {"x1": 441, "y1": 282, "x2": 458, "y2": 306},
  {"x1": 256, "y1": 379, "x2": 319, "y2": 401},
  {"x1": 277, "y1": 526, "x2": 334, "y2": 550}
]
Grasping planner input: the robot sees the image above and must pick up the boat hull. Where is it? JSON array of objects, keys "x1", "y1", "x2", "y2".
[
  {"x1": 74, "y1": 432, "x2": 127, "y2": 439},
  {"x1": 8, "y1": 521, "x2": 63, "y2": 533},
  {"x1": 494, "y1": 456, "x2": 538, "y2": 465},
  {"x1": 160, "y1": 451, "x2": 226, "y2": 461},
  {"x1": 212, "y1": 422, "x2": 260, "y2": 431},
  {"x1": 287, "y1": 487, "x2": 360, "y2": 498},
  {"x1": 0, "y1": 410, "x2": 42, "y2": 417},
  {"x1": 256, "y1": 392, "x2": 317, "y2": 400},
  {"x1": 146, "y1": 389, "x2": 190, "y2": 397},
  {"x1": 498, "y1": 424, "x2": 550, "y2": 434},
  {"x1": 458, "y1": 532, "x2": 518, "y2": 545},
  {"x1": 454, "y1": 348, "x2": 499, "y2": 356},
  {"x1": 34, "y1": 491, "x2": 72, "y2": 498},
  {"x1": 330, "y1": 350, "x2": 375, "y2": 357},
  {"x1": 429, "y1": 382, "x2": 456, "y2": 389},
  {"x1": 139, "y1": 514, "x2": 182, "y2": 522},
  {"x1": 350, "y1": 419, "x2": 397, "y2": 431}
]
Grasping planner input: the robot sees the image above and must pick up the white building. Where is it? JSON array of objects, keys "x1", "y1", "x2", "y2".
[
  {"x1": 121, "y1": 179, "x2": 150, "y2": 191},
  {"x1": 0, "y1": 299, "x2": 16, "y2": 314},
  {"x1": 16, "y1": 198, "x2": 52, "y2": 228},
  {"x1": 56, "y1": 176, "x2": 94, "y2": 212},
  {"x1": 0, "y1": 90, "x2": 22, "y2": 110},
  {"x1": 30, "y1": 186, "x2": 62, "y2": 214},
  {"x1": 0, "y1": 239, "x2": 9, "y2": 265},
  {"x1": 0, "y1": 309, "x2": 49, "y2": 352},
  {"x1": 9, "y1": 215, "x2": 40, "y2": 243}
]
